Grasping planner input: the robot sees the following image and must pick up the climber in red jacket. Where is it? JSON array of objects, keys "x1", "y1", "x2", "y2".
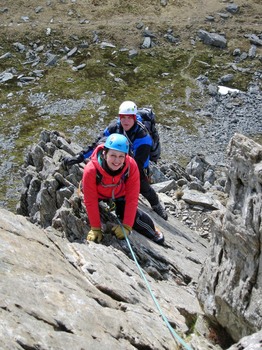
[{"x1": 82, "y1": 133, "x2": 164, "y2": 245}]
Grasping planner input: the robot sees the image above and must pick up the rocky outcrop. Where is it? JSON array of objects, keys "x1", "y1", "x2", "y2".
[
  {"x1": 1, "y1": 207, "x2": 190, "y2": 349},
  {"x1": 197, "y1": 30, "x2": 227, "y2": 48},
  {"x1": 10, "y1": 129, "x2": 212, "y2": 349},
  {"x1": 228, "y1": 330, "x2": 262, "y2": 350},
  {"x1": 197, "y1": 133, "x2": 262, "y2": 342},
  {"x1": 2, "y1": 194, "x2": 210, "y2": 349},
  {"x1": 2, "y1": 130, "x2": 262, "y2": 348},
  {"x1": 16, "y1": 129, "x2": 224, "y2": 240},
  {"x1": 1, "y1": 0, "x2": 261, "y2": 347}
]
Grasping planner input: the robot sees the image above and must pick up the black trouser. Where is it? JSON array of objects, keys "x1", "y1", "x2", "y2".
[
  {"x1": 114, "y1": 198, "x2": 156, "y2": 240},
  {"x1": 140, "y1": 176, "x2": 159, "y2": 207}
]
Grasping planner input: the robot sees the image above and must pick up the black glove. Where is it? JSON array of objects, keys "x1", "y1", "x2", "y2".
[{"x1": 63, "y1": 153, "x2": 84, "y2": 166}]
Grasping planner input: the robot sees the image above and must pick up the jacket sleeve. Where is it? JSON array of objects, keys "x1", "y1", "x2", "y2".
[
  {"x1": 103, "y1": 120, "x2": 118, "y2": 137},
  {"x1": 122, "y1": 158, "x2": 140, "y2": 228},
  {"x1": 82, "y1": 132, "x2": 104, "y2": 159},
  {"x1": 134, "y1": 144, "x2": 151, "y2": 174},
  {"x1": 81, "y1": 120, "x2": 118, "y2": 159},
  {"x1": 133, "y1": 134, "x2": 152, "y2": 172},
  {"x1": 82, "y1": 163, "x2": 101, "y2": 228}
]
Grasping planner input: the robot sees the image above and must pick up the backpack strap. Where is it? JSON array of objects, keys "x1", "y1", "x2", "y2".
[
  {"x1": 96, "y1": 166, "x2": 130, "y2": 186},
  {"x1": 136, "y1": 120, "x2": 148, "y2": 133},
  {"x1": 96, "y1": 169, "x2": 103, "y2": 185}
]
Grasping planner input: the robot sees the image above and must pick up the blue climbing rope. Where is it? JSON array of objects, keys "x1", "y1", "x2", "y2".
[{"x1": 117, "y1": 220, "x2": 193, "y2": 350}]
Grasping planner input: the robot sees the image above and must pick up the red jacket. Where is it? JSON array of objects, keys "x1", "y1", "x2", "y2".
[{"x1": 82, "y1": 144, "x2": 140, "y2": 229}]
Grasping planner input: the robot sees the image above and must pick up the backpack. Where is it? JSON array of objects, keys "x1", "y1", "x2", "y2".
[{"x1": 136, "y1": 107, "x2": 161, "y2": 163}]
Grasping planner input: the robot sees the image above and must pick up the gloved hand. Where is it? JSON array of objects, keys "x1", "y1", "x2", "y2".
[
  {"x1": 63, "y1": 153, "x2": 84, "y2": 166},
  {"x1": 87, "y1": 228, "x2": 103, "y2": 242},
  {"x1": 112, "y1": 224, "x2": 132, "y2": 240}
]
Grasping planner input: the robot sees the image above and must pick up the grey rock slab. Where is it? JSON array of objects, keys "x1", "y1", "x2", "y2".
[
  {"x1": 198, "y1": 30, "x2": 227, "y2": 48},
  {"x1": 67, "y1": 46, "x2": 78, "y2": 57},
  {"x1": 137, "y1": 199, "x2": 208, "y2": 283},
  {"x1": 248, "y1": 34, "x2": 262, "y2": 46},
  {"x1": 151, "y1": 179, "x2": 176, "y2": 193},
  {"x1": 226, "y1": 4, "x2": 239, "y2": 14},
  {"x1": 227, "y1": 330, "x2": 262, "y2": 350},
  {"x1": 197, "y1": 134, "x2": 262, "y2": 342},
  {"x1": 35, "y1": 6, "x2": 43, "y2": 13},
  {"x1": 0, "y1": 72, "x2": 14, "y2": 82},
  {"x1": 182, "y1": 189, "x2": 223, "y2": 210},
  {"x1": 72, "y1": 63, "x2": 86, "y2": 71},
  {"x1": 141, "y1": 37, "x2": 151, "y2": 49},
  {"x1": 0, "y1": 7, "x2": 8, "y2": 13},
  {"x1": 128, "y1": 49, "x2": 138, "y2": 58},
  {"x1": 0, "y1": 52, "x2": 12, "y2": 59},
  {"x1": 45, "y1": 53, "x2": 58, "y2": 66},
  {"x1": 0, "y1": 208, "x2": 200, "y2": 349},
  {"x1": 100, "y1": 42, "x2": 116, "y2": 49}
]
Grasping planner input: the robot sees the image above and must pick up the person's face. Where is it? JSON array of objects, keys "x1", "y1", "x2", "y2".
[
  {"x1": 105, "y1": 149, "x2": 126, "y2": 171},
  {"x1": 120, "y1": 115, "x2": 135, "y2": 131}
]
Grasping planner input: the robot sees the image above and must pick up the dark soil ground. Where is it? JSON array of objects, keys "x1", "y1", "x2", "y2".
[{"x1": 0, "y1": 0, "x2": 261, "y2": 211}]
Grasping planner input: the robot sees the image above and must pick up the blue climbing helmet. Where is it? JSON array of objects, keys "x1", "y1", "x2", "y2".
[{"x1": 104, "y1": 133, "x2": 129, "y2": 154}]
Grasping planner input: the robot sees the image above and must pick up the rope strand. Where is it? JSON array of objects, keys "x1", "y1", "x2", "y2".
[{"x1": 117, "y1": 219, "x2": 193, "y2": 350}]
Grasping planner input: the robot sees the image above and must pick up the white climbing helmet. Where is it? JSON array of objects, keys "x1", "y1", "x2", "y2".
[{"x1": 118, "y1": 101, "x2": 137, "y2": 116}]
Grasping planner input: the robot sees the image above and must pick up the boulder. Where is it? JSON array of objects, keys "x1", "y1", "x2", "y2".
[{"x1": 197, "y1": 133, "x2": 262, "y2": 342}]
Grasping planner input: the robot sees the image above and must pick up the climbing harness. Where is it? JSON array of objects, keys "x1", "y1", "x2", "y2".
[{"x1": 116, "y1": 218, "x2": 193, "y2": 350}]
